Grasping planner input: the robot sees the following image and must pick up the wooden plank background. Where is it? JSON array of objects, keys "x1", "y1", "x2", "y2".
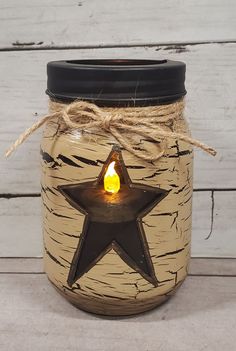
[
  {"x1": 0, "y1": 0, "x2": 235, "y2": 48},
  {"x1": 0, "y1": 0, "x2": 235, "y2": 258}
]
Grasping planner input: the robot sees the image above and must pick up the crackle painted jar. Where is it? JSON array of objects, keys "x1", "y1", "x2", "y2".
[{"x1": 41, "y1": 59, "x2": 193, "y2": 316}]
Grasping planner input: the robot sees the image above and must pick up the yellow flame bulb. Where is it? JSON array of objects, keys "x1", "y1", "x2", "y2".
[{"x1": 104, "y1": 161, "x2": 120, "y2": 194}]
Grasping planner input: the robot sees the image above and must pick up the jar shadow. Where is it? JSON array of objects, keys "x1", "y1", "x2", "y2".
[{"x1": 22, "y1": 275, "x2": 235, "y2": 323}]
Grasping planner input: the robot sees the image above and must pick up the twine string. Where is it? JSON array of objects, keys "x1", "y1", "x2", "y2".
[{"x1": 5, "y1": 99, "x2": 216, "y2": 160}]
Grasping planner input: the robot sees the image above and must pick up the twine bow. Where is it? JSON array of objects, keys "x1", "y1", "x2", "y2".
[{"x1": 5, "y1": 99, "x2": 216, "y2": 161}]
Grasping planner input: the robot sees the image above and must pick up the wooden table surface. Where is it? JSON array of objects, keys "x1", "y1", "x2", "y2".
[{"x1": 0, "y1": 258, "x2": 235, "y2": 351}]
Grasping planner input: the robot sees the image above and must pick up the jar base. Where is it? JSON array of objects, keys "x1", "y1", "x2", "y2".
[{"x1": 48, "y1": 276, "x2": 185, "y2": 317}]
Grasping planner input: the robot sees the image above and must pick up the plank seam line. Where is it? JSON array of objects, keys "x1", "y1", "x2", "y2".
[
  {"x1": 191, "y1": 257, "x2": 236, "y2": 260},
  {"x1": 0, "y1": 272, "x2": 44, "y2": 275},
  {"x1": 193, "y1": 188, "x2": 236, "y2": 192},
  {"x1": 188, "y1": 274, "x2": 236, "y2": 278},
  {"x1": 0, "y1": 39, "x2": 235, "y2": 52},
  {"x1": 0, "y1": 257, "x2": 43, "y2": 259},
  {"x1": 0, "y1": 193, "x2": 41, "y2": 199}
]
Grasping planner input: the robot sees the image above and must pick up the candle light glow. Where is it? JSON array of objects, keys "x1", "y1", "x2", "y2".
[{"x1": 104, "y1": 161, "x2": 120, "y2": 194}]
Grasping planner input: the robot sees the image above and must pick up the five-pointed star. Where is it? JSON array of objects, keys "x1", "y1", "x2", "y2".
[{"x1": 58, "y1": 146, "x2": 168, "y2": 287}]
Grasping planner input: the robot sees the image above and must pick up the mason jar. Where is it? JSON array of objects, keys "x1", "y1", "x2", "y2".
[{"x1": 41, "y1": 59, "x2": 193, "y2": 316}]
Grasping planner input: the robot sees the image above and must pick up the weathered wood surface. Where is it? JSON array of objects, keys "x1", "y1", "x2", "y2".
[
  {"x1": 0, "y1": 258, "x2": 43, "y2": 273},
  {"x1": 0, "y1": 0, "x2": 235, "y2": 49},
  {"x1": 0, "y1": 273, "x2": 235, "y2": 350},
  {"x1": 192, "y1": 191, "x2": 236, "y2": 257},
  {"x1": 1, "y1": 191, "x2": 235, "y2": 258},
  {"x1": 1, "y1": 257, "x2": 236, "y2": 276},
  {"x1": 0, "y1": 197, "x2": 42, "y2": 257},
  {"x1": 1, "y1": 43, "x2": 236, "y2": 192},
  {"x1": 189, "y1": 258, "x2": 236, "y2": 276}
]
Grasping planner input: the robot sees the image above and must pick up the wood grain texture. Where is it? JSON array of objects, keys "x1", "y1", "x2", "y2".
[
  {"x1": 1, "y1": 43, "x2": 235, "y2": 192},
  {"x1": 192, "y1": 191, "x2": 236, "y2": 257},
  {"x1": 0, "y1": 0, "x2": 235, "y2": 49},
  {"x1": 0, "y1": 274, "x2": 235, "y2": 350},
  {"x1": 0, "y1": 191, "x2": 235, "y2": 258},
  {"x1": 189, "y1": 258, "x2": 236, "y2": 276},
  {"x1": 0, "y1": 197, "x2": 43, "y2": 257},
  {"x1": 0, "y1": 258, "x2": 43, "y2": 273}
]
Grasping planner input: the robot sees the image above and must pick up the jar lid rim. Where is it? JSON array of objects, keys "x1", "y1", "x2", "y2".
[{"x1": 46, "y1": 59, "x2": 186, "y2": 106}]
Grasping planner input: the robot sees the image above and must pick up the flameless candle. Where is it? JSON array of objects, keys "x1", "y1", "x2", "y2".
[{"x1": 104, "y1": 161, "x2": 120, "y2": 194}]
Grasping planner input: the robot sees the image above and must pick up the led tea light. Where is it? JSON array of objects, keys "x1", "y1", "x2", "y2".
[{"x1": 104, "y1": 161, "x2": 120, "y2": 194}]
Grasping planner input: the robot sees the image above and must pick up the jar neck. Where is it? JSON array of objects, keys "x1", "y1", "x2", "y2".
[{"x1": 48, "y1": 94, "x2": 183, "y2": 108}]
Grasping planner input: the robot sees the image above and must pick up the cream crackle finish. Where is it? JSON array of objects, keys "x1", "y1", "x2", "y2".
[{"x1": 41, "y1": 107, "x2": 193, "y2": 316}]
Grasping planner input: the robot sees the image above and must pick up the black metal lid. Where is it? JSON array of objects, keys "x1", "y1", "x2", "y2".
[{"x1": 46, "y1": 59, "x2": 186, "y2": 106}]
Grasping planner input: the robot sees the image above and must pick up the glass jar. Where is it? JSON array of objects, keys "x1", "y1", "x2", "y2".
[{"x1": 41, "y1": 59, "x2": 192, "y2": 316}]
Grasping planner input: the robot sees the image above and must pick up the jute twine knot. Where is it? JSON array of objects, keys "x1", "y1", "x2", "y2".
[
  {"x1": 103, "y1": 113, "x2": 115, "y2": 131},
  {"x1": 5, "y1": 99, "x2": 216, "y2": 161}
]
